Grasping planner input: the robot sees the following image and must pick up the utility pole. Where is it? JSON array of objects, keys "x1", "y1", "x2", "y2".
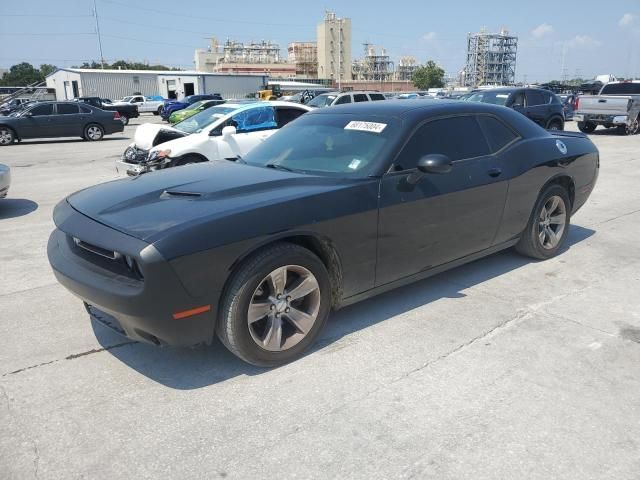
[
  {"x1": 93, "y1": 0, "x2": 105, "y2": 68},
  {"x1": 337, "y1": 17, "x2": 342, "y2": 90}
]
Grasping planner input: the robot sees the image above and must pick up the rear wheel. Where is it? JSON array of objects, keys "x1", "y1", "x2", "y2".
[
  {"x1": 84, "y1": 124, "x2": 104, "y2": 141},
  {"x1": 618, "y1": 116, "x2": 639, "y2": 136},
  {"x1": 217, "y1": 243, "x2": 331, "y2": 367},
  {"x1": 120, "y1": 115, "x2": 129, "y2": 126},
  {"x1": 515, "y1": 184, "x2": 570, "y2": 260},
  {"x1": 0, "y1": 127, "x2": 15, "y2": 146},
  {"x1": 577, "y1": 121, "x2": 596, "y2": 133}
]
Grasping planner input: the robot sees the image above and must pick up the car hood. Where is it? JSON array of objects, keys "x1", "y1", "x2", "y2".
[
  {"x1": 66, "y1": 161, "x2": 359, "y2": 243},
  {"x1": 134, "y1": 123, "x2": 188, "y2": 150}
]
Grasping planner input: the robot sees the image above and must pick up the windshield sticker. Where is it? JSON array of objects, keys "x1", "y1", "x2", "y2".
[
  {"x1": 348, "y1": 159, "x2": 362, "y2": 170},
  {"x1": 345, "y1": 121, "x2": 387, "y2": 133}
]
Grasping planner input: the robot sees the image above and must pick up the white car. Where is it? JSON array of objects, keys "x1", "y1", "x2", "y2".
[
  {"x1": 113, "y1": 95, "x2": 165, "y2": 114},
  {"x1": 116, "y1": 101, "x2": 312, "y2": 176}
]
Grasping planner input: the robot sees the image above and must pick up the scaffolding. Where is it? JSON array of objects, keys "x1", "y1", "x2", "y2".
[
  {"x1": 465, "y1": 28, "x2": 517, "y2": 87},
  {"x1": 352, "y1": 44, "x2": 394, "y2": 81},
  {"x1": 396, "y1": 56, "x2": 418, "y2": 81},
  {"x1": 288, "y1": 42, "x2": 318, "y2": 77}
]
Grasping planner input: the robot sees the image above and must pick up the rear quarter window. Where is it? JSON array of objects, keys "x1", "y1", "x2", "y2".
[
  {"x1": 369, "y1": 93, "x2": 385, "y2": 101},
  {"x1": 477, "y1": 116, "x2": 519, "y2": 153}
]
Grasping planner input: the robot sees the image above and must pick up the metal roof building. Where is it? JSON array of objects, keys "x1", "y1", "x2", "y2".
[{"x1": 46, "y1": 68, "x2": 268, "y2": 101}]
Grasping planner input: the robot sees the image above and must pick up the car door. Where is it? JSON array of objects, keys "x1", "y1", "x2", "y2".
[
  {"x1": 20, "y1": 103, "x2": 55, "y2": 139},
  {"x1": 353, "y1": 93, "x2": 369, "y2": 103},
  {"x1": 54, "y1": 103, "x2": 84, "y2": 137},
  {"x1": 215, "y1": 106, "x2": 278, "y2": 160},
  {"x1": 131, "y1": 95, "x2": 146, "y2": 111},
  {"x1": 376, "y1": 114, "x2": 510, "y2": 286},
  {"x1": 275, "y1": 106, "x2": 307, "y2": 129},
  {"x1": 523, "y1": 90, "x2": 548, "y2": 126},
  {"x1": 333, "y1": 94, "x2": 352, "y2": 106}
]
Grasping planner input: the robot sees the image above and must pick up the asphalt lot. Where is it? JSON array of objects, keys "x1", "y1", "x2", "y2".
[{"x1": 1, "y1": 114, "x2": 639, "y2": 479}]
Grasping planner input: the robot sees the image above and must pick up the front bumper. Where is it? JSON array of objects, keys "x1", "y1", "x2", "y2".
[
  {"x1": 115, "y1": 159, "x2": 149, "y2": 176},
  {"x1": 0, "y1": 166, "x2": 10, "y2": 198},
  {"x1": 47, "y1": 200, "x2": 216, "y2": 347}
]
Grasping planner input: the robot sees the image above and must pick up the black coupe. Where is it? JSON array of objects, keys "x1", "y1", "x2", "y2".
[{"x1": 48, "y1": 101, "x2": 599, "y2": 366}]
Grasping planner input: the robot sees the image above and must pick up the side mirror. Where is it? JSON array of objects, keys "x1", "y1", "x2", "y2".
[
  {"x1": 221, "y1": 125, "x2": 237, "y2": 139},
  {"x1": 417, "y1": 154, "x2": 452, "y2": 174}
]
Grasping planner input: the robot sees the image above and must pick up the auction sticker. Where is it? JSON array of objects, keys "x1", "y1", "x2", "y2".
[{"x1": 344, "y1": 121, "x2": 387, "y2": 133}]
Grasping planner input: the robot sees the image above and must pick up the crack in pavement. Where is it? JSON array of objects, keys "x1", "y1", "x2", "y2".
[{"x1": 2, "y1": 341, "x2": 137, "y2": 377}]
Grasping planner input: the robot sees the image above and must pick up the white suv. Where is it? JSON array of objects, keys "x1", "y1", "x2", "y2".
[{"x1": 306, "y1": 91, "x2": 386, "y2": 108}]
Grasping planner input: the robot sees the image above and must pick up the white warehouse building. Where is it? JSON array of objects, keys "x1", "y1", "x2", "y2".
[{"x1": 46, "y1": 68, "x2": 268, "y2": 101}]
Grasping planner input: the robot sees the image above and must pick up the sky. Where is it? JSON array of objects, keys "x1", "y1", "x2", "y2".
[{"x1": 1, "y1": 0, "x2": 640, "y2": 82}]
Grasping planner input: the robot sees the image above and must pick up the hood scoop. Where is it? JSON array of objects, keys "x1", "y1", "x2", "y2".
[{"x1": 161, "y1": 190, "x2": 202, "y2": 199}]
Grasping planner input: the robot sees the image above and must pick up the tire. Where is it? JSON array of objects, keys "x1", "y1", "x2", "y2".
[
  {"x1": 0, "y1": 126, "x2": 15, "y2": 146},
  {"x1": 515, "y1": 184, "x2": 571, "y2": 260},
  {"x1": 577, "y1": 121, "x2": 596, "y2": 133},
  {"x1": 617, "y1": 115, "x2": 639, "y2": 136},
  {"x1": 120, "y1": 115, "x2": 129, "y2": 126},
  {"x1": 547, "y1": 118, "x2": 563, "y2": 131},
  {"x1": 155, "y1": 106, "x2": 162, "y2": 115},
  {"x1": 216, "y1": 242, "x2": 331, "y2": 367},
  {"x1": 84, "y1": 124, "x2": 104, "y2": 141}
]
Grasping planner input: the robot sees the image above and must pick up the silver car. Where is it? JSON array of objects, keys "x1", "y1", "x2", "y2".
[{"x1": 0, "y1": 164, "x2": 10, "y2": 198}]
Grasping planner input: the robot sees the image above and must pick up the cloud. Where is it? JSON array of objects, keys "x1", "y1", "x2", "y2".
[
  {"x1": 422, "y1": 32, "x2": 437, "y2": 41},
  {"x1": 531, "y1": 23, "x2": 554, "y2": 38},
  {"x1": 566, "y1": 35, "x2": 602, "y2": 49},
  {"x1": 619, "y1": 13, "x2": 636, "y2": 27}
]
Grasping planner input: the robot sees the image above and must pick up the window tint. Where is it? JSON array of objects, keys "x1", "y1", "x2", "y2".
[
  {"x1": 369, "y1": 93, "x2": 385, "y2": 101},
  {"x1": 511, "y1": 92, "x2": 525, "y2": 106},
  {"x1": 57, "y1": 103, "x2": 80, "y2": 114},
  {"x1": 394, "y1": 116, "x2": 490, "y2": 170},
  {"x1": 477, "y1": 116, "x2": 518, "y2": 153},
  {"x1": 29, "y1": 104, "x2": 53, "y2": 116},
  {"x1": 525, "y1": 90, "x2": 545, "y2": 106},
  {"x1": 79, "y1": 105, "x2": 92, "y2": 113},
  {"x1": 231, "y1": 106, "x2": 276, "y2": 133},
  {"x1": 334, "y1": 95, "x2": 351, "y2": 105},
  {"x1": 600, "y1": 83, "x2": 640, "y2": 95},
  {"x1": 276, "y1": 108, "x2": 306, "y2": 128},
  {"x1": 353, "y1": 94, "x2": 368, "y2": 102}
]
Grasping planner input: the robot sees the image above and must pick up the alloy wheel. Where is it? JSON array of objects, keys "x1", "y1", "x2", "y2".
[
  {"x1": 538, "y1": 195, "x2": 566, "y2": 249},
  {"x1": 626, "y1": 117, "x2": 640, "y2": 135},
  {"x1": 0, "y1": 128, "x2": 13, "y2": 145},
  {"x1": 247, "y1": 265, "x2": 321, "y2": 352},
  {"x1": 87, "y1": 126, "x2": 102, "y2": 140}
]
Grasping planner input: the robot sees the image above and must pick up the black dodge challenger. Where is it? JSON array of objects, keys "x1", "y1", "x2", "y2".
[{"x1": 48, "y1": 101, "x2": 599, "y2": 366}]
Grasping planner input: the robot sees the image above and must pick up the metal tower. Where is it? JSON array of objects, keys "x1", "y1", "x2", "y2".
[{"x1": 465, "y1": 28, "x2": 518, "y2": 87}]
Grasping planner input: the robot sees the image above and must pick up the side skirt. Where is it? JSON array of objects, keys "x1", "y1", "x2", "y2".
[{"x1": 336, "y1": 238, "x2": 520, "y2": 309}]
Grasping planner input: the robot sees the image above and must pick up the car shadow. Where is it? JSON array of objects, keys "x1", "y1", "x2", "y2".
[
  {"x1": 0, "y1": 198, "x2": 38, "y2": 219},
  {"x1": 95, "y1": 224, "x2": 596, "y2": 390},
  {"x1": 16, "y1": 137, "x2": 128, "y2": 146},
  {"x1": 589, "y1": 127, "x2": 625, "y2": 136}
]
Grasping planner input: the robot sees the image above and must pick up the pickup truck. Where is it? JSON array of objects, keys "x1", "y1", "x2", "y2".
[
  {"x1": 113, "y1": 95, "x2": 165, "y2": 115},
  {"x1": 575, "y1": 81, "x2": 640, "y2": 135},
  {"x1": 77, "y1": 97, "x2": 139, "y2": 125}
]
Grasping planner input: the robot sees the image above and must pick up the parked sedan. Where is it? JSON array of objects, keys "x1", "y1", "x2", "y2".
[
  {"x1": 48, "y1": 101, "x2": 599, "y2": 366},
  {"x1": 161, "y1": 94, "x2": 223, "y2": 121},
  {"x1": 117, "y1": 101, "x2": 312, "y2": 176},
  {"x1": 467, "y1": 88, "x2": 565, "y2": 130},
  {"x1": 0, "y1": 164, "x2": 10, "y2": 198},
  {"x1": 168, "y1": 99, "x2": 226, "y2": 124},
  {"x1": 0, "y1": 101, "x2": 124, "y2": 145}
]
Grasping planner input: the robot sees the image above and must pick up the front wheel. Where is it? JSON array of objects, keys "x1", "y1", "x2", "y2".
[
  {"x1": 577, "y1": 121, "x2": 596, "y2": 133},
  {"x1": 120, "y1": 115, "x2": 129, "y2": 126},
  {"x1": 515, "y1": 184, "x2": 571, "y2": 260},
  {"x1": 217, "y1": 243, "x2": 331, "y2": 367},
  {"x1": 547, "y1": 119, "x2": 563, "y2": 131},
  {"x1": 155, "y1": 106, "x2": 162, "y2": 115},
  {"x1": 84, "y1": 124, "x2": 104, "y2": 141},
  {"x1": 0, "y1": 127, "x2": 15, "y2": 146}
]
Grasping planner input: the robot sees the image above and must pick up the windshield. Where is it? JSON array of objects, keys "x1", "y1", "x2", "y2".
[
  {"x1": 173, "y1": 106, "x2": 237, "y2": 133},
  {"x1": 600, "y1": 83, "x2": 640, "y2": 95},
  {"x1": 307, "y1": 94, "x2": 337, "y2": 108},
  {"x1": 467, "y1": 91, "x2": 510, "y2": 105},
  {"x1": 186, "y1": 100, "x2": 205, "y2": 110},
  {"x1": 243, "y1": 113, "x2": 401, "y2": 176},
  {"x1": 121, "y1": 96, "x2": 132, "y2": 102}
]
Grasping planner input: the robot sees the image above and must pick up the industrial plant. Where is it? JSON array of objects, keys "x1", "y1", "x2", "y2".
[{"x1": 463, "y1": 28, "x2": 518, "y2": 87}]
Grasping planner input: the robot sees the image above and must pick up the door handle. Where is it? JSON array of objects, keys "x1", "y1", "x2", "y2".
[{"x1": 487, "y1": 167, "x2": 502, "y2": 177}]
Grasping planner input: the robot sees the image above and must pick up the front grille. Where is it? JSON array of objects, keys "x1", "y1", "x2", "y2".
[{"x1": 122, "y1": 146, "x2": 149, "y2": 165}]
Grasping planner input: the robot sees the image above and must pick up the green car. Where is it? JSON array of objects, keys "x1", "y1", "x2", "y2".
[{"x1": 169, "y1": 99, "x2": 225, "y2": 124}]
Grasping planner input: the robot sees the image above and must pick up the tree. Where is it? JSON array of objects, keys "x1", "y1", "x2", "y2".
[
  {"x1": 412, "y1": 60, "x2": 445, "y2": 89},
  {"x1": 39, "y1": 64, "x2": 57, "y2": 79},
  {"x1": 0, "y1": 62, "x2": 42, "y2": 86}
]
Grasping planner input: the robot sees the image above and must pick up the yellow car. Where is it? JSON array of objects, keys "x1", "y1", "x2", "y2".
[{"x1": 169, "y1": 99, "x2": 225, "y2": 124}]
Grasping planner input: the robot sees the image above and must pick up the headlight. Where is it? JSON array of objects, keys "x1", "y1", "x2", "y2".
[{"x1": 147, "y1": 149, "x2": 171, "y2": 164}]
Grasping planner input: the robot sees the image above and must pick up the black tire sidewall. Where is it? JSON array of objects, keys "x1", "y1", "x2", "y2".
[
  {"x1": 577, "y1": 121, "x2": 596, "y2": 133},
  {"x1": 220, "y1": 245, "x2": 331, "y2": 366},
  {"x1": 524, "y1": 185, "x2": 571, "y2": 259},
  {"x1": 0, "y1": 127, "x2": 14, "y2": 145}
]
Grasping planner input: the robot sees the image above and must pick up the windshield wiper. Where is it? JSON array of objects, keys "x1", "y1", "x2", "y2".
[{"x1": 265, "y1": 163, "x2": 295, "y2": 172}]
